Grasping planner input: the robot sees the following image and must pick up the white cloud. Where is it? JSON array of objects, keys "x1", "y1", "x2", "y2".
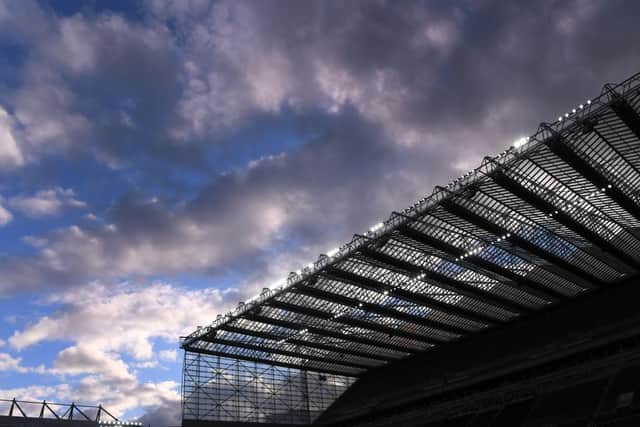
[
  {"x1": 9, "y1": 187, "x2": 86, "y2": 218},
  {"x1": 0, "y1": 198, "x2": 12, "y2": 227},
  {"x1": 10, "y1": 282, "x2": 235, "y2": 359},
  {"x1": 0, "y1": 352, "x2": 24, "y2": 372},
  {"x1": 134, "y1": 360, "x2": 159, "y2": 369},
  {"x1": 0, "y1": 106, "x2": 24, "y2": 168},
  {"x1": 158, "y1": 349, "x2": 177, "y2": 362},
  {"x1": 4, "y1": 281, "x2": 230, "y2": 418},
  {"x1": 0, "y1": 352, "x2": 45, "y2": 374},
  {"x1": 52, "y1": 345, "x2": 133, "y2": 381},
  {"x1": 22, "y1": 235, "x2": 48, "y2": 248},
  {"x1": 0, "y1": 384, "x2": 73, "y2": 404}
]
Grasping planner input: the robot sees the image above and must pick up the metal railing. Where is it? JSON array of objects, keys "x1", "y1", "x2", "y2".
[{"x1": 0, "y1": 398, "x2": 139, "y2": 425}]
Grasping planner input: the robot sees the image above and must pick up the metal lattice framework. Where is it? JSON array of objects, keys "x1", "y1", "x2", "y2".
[
  {"x1": 182, "y1": 352, "x2": 355, "y2": 424},
  {"x1": 182, "y1": 71, "x2": 640, "y2": 383}
]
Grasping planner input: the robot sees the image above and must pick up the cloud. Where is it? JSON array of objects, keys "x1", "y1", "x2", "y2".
[
  {"x1": 0, "y1": 106, "x2": 24, "y2": 168},
  {"x1": 9, "y1": 282, "x2": 235, "y2": 359},
  {"x1": 0, "y1": 111, "x2": 437, "y2": 295},
  {"x1": 158, "y1": 350, "x2": 177, "y2": 362},
  {"x1": 0, "y1": 384, "x2": 72, "y2": 405},
  {"x1": 0, "y1": 352, "x2": 45, "y2": 374},
  {"x1": 0, "y1": 198, "x2": 12, "y2": 227},
  {"x1": 8, "y1": 188, "x2": 86, "y2": 218},
  {"x1": 5, "y1": 281, "x2": 234, "y2": 419},
  {"x1": 0, "y1": 2, "x2": 181, "y2": 170},
  {"x1": 52, "y1": 346, "x2": 133, "y2": 381}
]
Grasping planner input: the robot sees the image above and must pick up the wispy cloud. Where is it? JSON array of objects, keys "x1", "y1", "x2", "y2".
[{"x1": 8, "y1": 188, "x2": 86, "y2": 218}]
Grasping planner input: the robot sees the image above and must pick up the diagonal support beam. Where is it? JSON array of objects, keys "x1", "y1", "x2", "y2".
[
  {"x1": 323, "y1": 266, "x2": 500, "y2": 327},
  {"x1": 245, "y1": 312, "x2": 421, "y2": 354},
  {"x1": 183, "y1": 346, "x2": 360, "y2": 377},
  {"x1": 291, "y1": 284, "x2": 468, "y2": 336},
  {"x1": 546, "y1": 133, "x2": 640, "y2": 225},
  {"x1": 266, "y1": 298, "x2": 446, "y2": 345},
  {"x1": 492, "y1": 170, "x2": 640, "y2": 272},
  {"x1": 440, "y1": 198, "x2": 602, "y2": 289},
  {"x1": 608, "y1": 89, "x2": 640, "y2": 140},
  {"x1": 397, "y1": 224, "x2": 570, "y2": 300},
  {"x1": 201, "y1": 337, "x2": 374, "y2": 371},
  {"x1": 219, "y1": 324, "x2": 395, "y2": 362},
  {"x1": 359, "y1": 246, "x2": 536, "y2": 313}
]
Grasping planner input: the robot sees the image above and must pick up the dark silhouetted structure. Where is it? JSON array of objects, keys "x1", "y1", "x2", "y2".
[
  {"x1": 0, "y1": 399, "x2": 138, "y2": 427},
  {"x1": 182, "y1": 70, "x2": 640, "y2": 426}
]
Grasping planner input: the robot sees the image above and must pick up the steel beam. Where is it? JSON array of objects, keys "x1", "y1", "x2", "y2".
[
  {"x1": 608, "y1": 91, "x2": 640, "y2": 140},
  {"x1": 359, "y1": 246, "x2": 535, "y2": 313},
  {"x1": 546, "y1": 133, "x2": 640, "y2": 225},
  {"x1": 183, "y1": 346, "x2": 360, "y2": 377},
  {"x1": 219, "y1": 324, "x2": 395, "y2": 362},
  {"x1": 492, "y1": 170, "x2": 640, "y2": 271},
  {"x1": 266, "y1": 298, "x2": 446, "y2": 345},
  {"x1": 200, "y1": 337, "x2": 374, "y2": 371},
  {"x1": 244, "y1": 312, "x2": 422, "y2": 354},
  {"x1": 441, "y1": 198, "x2": 603, "y2": 289},
  {"x1": 291, "y1": 284, "x2": 468, "y2": 336},
  {"x1": 323, "y1": 266, "x2": 500, "y2": 326},
  {"x1": 397, "y1": 224, "x2": 571, "y2": 300}
]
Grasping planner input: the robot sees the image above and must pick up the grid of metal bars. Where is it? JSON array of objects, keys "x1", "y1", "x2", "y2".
[
  {"x1": 182, "y1": 71, "x2": 640, "y2": 423},
  {"x1": 182, "y1": 352, "x2": 355, "y2": 424}
]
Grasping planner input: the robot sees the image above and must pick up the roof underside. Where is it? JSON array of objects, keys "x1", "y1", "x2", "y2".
[{"x1": 182, "y1": 72, "x2": 640, "y2": 377}]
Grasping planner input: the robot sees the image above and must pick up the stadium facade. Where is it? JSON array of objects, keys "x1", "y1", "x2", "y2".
[{"x1": 181, "y1": 71, "x2": 640, "y2": 426}]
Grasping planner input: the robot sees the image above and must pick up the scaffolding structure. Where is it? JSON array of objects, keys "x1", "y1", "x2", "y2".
[
  {"x1": 182, "y1": 70, "x2": 640, "y2": 423},
  {"x1": 182, "y1": 352, "x2": 354, "y2": 424}
]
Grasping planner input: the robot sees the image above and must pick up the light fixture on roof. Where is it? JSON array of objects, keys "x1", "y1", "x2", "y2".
[
  {"x1": 579, "y1": 104, "x2": 584, "y2": 109},
  {"x1": 558, "y1": 116, "x2": 563, "y2": 121},
  {"x1": 327, "y1": 248, "x2": 339, "y2": 257},
  {"x1": 587, "y1": 99, "x2": 592, "y2": 104},
  {"x1": 370, "y1": 222, "x2": 384, "y2": 232},
  {"x1": 513, "y1": 137, "x2": 528, "y2": 148}
]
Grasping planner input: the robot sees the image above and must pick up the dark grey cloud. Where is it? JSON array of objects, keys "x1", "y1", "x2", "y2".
[
  {"x1": 0, "y1": 108, "x2": 446, "y2": 294},
  {"x1": 3, "y1": 0, "x2": 640, "y2": 296}
]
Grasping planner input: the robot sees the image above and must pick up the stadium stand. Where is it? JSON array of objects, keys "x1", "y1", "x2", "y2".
[{"x1": 181, "y1": 70, "x2": 640, "y2": 426}]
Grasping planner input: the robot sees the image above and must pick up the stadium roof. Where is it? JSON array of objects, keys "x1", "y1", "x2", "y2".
[{"x1": 181, "y1": 71, "x2": 640, "y2": 378}]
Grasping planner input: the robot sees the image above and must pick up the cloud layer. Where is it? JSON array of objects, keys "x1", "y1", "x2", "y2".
[{"x1": 2, "y1": 0, "x2": 640, "y2": 425}]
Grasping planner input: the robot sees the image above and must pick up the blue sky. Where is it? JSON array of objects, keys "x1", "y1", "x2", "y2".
[{"x1": 1, "y1": 0, "x2": 640, "y2": 425}]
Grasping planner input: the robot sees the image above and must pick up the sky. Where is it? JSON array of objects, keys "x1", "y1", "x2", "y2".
[{"x1": 0, "y1": 0, "x2": 640, "y2": 425}]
